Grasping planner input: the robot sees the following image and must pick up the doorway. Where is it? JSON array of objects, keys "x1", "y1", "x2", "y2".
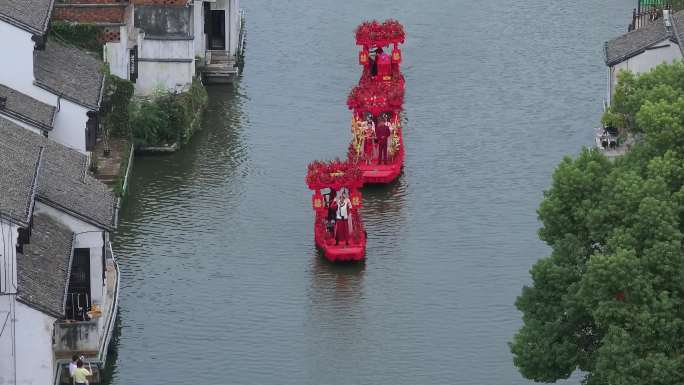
[
  {"x1": 206, "y1": 9, "x2": 226, "y2": 50},
  {"x1": 66, "y1": 248, "x2": 91, "y2": 320}
]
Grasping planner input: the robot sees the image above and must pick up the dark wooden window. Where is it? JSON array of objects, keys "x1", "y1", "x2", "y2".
[{"x1": 86, "y1": 112, "x2": 98, "y2": 151}]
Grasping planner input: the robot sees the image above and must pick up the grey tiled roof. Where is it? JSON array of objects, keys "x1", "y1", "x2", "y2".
[
  {"x1": 605, "y1": 18, "x2": 670, "y2": 66},
  {"x1": 16, "y1": 213, "x2": 73, "y2": 318},
  {"x1": 0, "y1": 0, "x2": 54, "y2": 35},
  {"x1": 0, "y1": 120, "x2": 42, "y2": 225},
  {"x1": 38, "y1": 150, "x2": 118, "y2": 230},
  {"x1": 605, "y1": 11, "x2": 684, "y2": 66},
  {"x1": 34, "y1": 41, "x2": 105, "y2": 110},
  {"x1": 0, "y1": 116, "x2": 118, "y2": 230},
  {"x1": 0, "y1": 84, "x2": 56, "y2": 131}
]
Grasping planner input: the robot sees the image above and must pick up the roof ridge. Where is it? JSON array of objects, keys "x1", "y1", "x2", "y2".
[
  {"x1": 605, "y1": 18, "x2": 672, "y2": 65},
  {"x1": 62, "y1": 232, "x2": 75, "y2": 316},
  {"x1": 41, "y1": 0, "x2": 56, "y2": 33},
  {"x1": 25, "y1": 146, "x2": 45, "y2": 224}
]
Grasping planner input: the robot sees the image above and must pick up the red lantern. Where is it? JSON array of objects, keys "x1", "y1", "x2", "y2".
[
  {"x1": 359, "y1": 49, "x2": 369, "y2": 67},
  {"x1": 391, "y1": 47, "x2": 402, "y2": 64},
  {"x1": 312, "y1": 190, "x2": 325, "y2": 212},
  {"x1": 350, "y1": 189, "x2": 362, "y2": 210}
]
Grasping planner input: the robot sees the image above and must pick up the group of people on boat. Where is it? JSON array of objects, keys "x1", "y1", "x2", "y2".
[
  {"x1": 304, "y1": 20, "x2": 407, "y2": 261},
  {"x1": 358, "y1": 113, "x2": 396, "y2": 165},
  {"x1": 68, "y1": 355, "x2": 92, "y2": 385},
  {"x1": 323, "y1": 188, "x2": 354, "y2": 246}
]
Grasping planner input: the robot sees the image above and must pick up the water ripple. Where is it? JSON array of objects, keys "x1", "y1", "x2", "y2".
[{"x1": 109, "y1": 1, "x2": 624, "y2": 384}]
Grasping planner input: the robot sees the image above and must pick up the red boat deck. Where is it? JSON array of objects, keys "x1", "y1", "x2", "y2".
[
  {"x1": 358, "y1": 163, "x2": 402, "y2": 184},
  {"x1": 316, "y1": 240, "x2": 366, "y2": 262}
]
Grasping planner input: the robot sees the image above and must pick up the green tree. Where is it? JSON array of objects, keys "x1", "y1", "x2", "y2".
[{"x1": 512, "y1": 63, "x2": 684, "y2": 384}]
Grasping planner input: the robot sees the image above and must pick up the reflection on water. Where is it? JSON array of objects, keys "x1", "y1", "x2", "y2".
[{"x1": 306, "y1": 258, "x2": 366, "y2": 382}]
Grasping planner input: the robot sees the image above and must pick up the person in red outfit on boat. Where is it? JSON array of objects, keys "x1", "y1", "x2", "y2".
[
  {"x1": 375, "y1": 118, "x2": 391, "y2": 165},
  {"x1": 363, "y1": 115, "x2": 376, "y2": 164},
  {"x1": 370, "y1": 47, "x2": 382, "y2": 76},
  {"x1": 334, "y1": 190, "x2": 353, "y2": 246},
  {"x1": 377, "y1": 49, "x2": 392, "y2": 80}
]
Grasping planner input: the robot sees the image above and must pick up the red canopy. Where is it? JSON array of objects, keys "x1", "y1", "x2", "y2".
[
  {"x1": 355, "y1": 19, "x2": 405, "y2": 47},
  {"x1": 306, "y1": 159, "x2": 363, "y2": 190},
  {"x1": 347, "y1": 80, "x2": 404, "y2": 115}
]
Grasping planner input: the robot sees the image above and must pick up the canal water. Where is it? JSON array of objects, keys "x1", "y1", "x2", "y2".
[{"x1": 109, "y1": 1, "x2": 627, "y2": 384}]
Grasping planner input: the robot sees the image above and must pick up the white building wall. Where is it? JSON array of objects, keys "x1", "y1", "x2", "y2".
[
  {"x1": 0, "y1": 21, "x2": 93, "y2": 154},
  {"x1": 193, "y1": 1, "x2": 206, "y2": 58},
  {"x1": 49, "y1": 99, "x2": 89, "y2": 153},
  {"x1": 0, "y1": 23, "x2": 35, "y2": 94},
  {"x1": 104, "y1": 26, "x2": 130, "y2": 80},
  {"x1": 0, "y1": 219, "x2": 18, "y2": 294},
  {"x1": 136, "y1": 61, "x2": 193, "y2": 95},
  {"x1": 139, "y1": 38, "x2": 194, "y2": 60},
  {"x1": 0, "y1": 220, "x2": 19, "y2": 385},
  {"x1": 135, "y1": 36, "x2": 194, "y2": 95},
  {"x1": 609, "y1": 39, "x2": 683, "y2": 103},
  {"x1": 229, "y1": 0, "x2": 240, "y2": 56},
  {"x1": 33, "y1": 203, "x2": 106, "y2": 309},
  {"x1": 14, "y1": 301, "x2": 56, "y2": 385},
  {"x1": 0, "y1": 295, "x2": 17, "y2": 385},
  {"x1": 0, "y1": 297, "x2": 56, "y2": 385}
]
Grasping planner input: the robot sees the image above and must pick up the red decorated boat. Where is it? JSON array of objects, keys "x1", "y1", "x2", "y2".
[
  {"x1": 350, "y1": 20, "x2": 406, "y2": 184},
  {"x1": 306, "y1": 160, "x2": 366, "y2": 262},
  {"x1": 356, "y1": 19, "x2": 405, "y2": 84},
  {"x1": 347, "y1": 82, "x2": 404, "y2": 184}
]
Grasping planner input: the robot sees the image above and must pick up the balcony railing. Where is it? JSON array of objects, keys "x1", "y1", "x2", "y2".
[{"x1": 629, "y1": 0, "x2": 674, "y2": 31}]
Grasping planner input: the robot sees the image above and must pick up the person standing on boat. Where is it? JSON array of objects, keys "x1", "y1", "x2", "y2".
[
  {"x1": 335, "y1": 190, "x2": 353, "y2": 246},
  {"x1": 326, "y1": 189, "x2": 337, "y2": 237},
  {"x1": 363, "y1": 115, "x2": 376, "y2": 164},
  {"x1": 377, "y1": 49, "x2": 392, "y2": 80},
  {"x1": 371, "y1": 47, "x2": 382, "y2": 76},
  {"x1": 386, "y1": 116, "x2": 396, "y2": 161},
  {"x1": 72, "y1": 360, "x2": 92, "y2": 385},
  {"x1": 375, "y1": 118, "x2": 391, "y2": 165}
]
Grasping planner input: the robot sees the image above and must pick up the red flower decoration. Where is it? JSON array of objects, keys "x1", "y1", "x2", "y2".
[
  {"x1": 347, "y1": 79, "x2": 405, "y2": 113},
  {"x1": 306, "y1": 159, "x2": 364, "y2": 190},
  {"x1": 355, "y1": 19, "x2": 405, "y2": 47}
]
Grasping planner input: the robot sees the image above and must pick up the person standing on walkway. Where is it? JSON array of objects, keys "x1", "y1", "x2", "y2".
[
  {"x1": 375, "y1": 118, "x2": 390, "y2": 165},
  {"x1": 72, "y1": 360, "x2": 92, "y2": 385}
]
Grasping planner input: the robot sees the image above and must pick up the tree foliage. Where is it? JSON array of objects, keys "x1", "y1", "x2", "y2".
[
  {"x1": 129, "y1": 79, "x2": 209, "y2": 146},
  {"x1": 103, "y1": 74, "x2": 134, "y2": 138},
  {"x1": 512, "y1": 62, "x2": 684, "y2": 384},
  {"x1": 49, "y1": 21, "x2": 103, "y2": 55}
]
